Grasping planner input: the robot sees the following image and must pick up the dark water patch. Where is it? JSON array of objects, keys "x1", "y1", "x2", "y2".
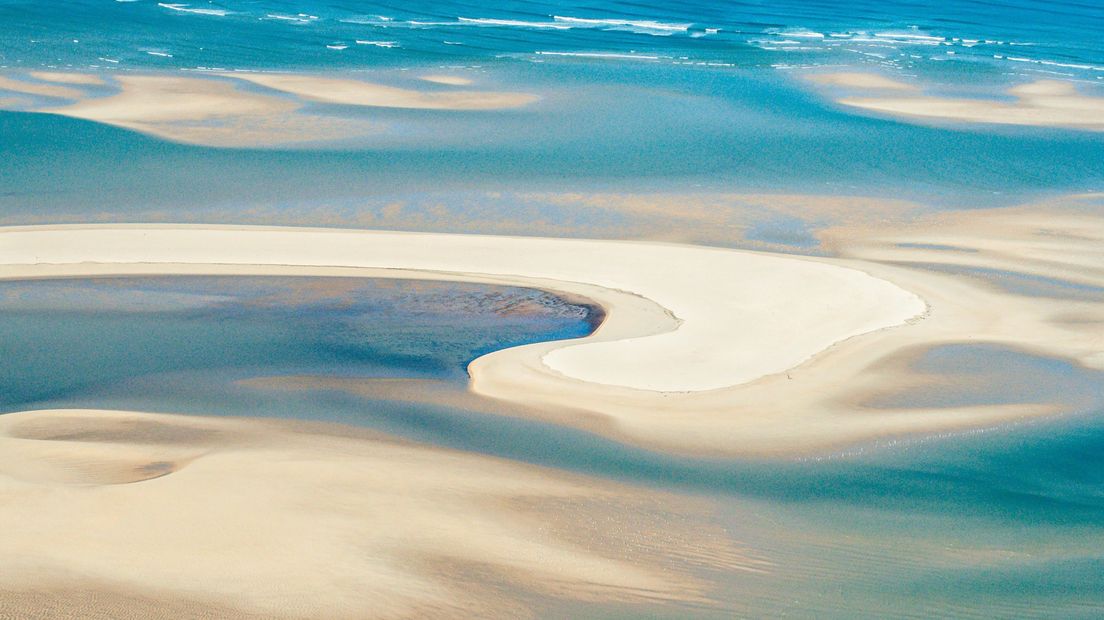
[{"x1": 0, "y1": 276, "x2": 596, "y2": 410}]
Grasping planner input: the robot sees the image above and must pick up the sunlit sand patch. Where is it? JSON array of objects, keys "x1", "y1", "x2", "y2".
[
  {"x1": 225, "y1": 72, "x2": 539, "y2": 110},
  {"x1": 0, "y1": 409, "x2": 754, "y2": 618},
  {"x1": 420, "y1": 74, "x2": 475, "y2": 86},
  {"x1": 39, "y1": 75, "x2": 376, "y2": 147},
  {"x1": 28, "y1": 71, "x2": 106, "y2": 86},
  {"x1": 0, "y1": 75, "x2": 86, "y2": 100},
  {"x1": 805, "y1": 72, "x2": 918, "y2": 91},
  {"x1": 818, "y1": 73, "x2": 1104, "y2": 131}
]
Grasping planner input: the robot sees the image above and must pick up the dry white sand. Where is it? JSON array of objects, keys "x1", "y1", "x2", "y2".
[
  {"x1": 0, "y1": 409, "x2": 750, "y2": 618},
  {"x1": 225, "y1": 72, "x2": 538, "y2": 109},
  {"x1": 814, "y1": 73, "x2": 1104, "y2": 131}
]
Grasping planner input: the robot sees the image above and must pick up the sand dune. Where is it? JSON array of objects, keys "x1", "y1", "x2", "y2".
[{"x1": 0, "y1": 409, "x2": 751, "y2": 619}]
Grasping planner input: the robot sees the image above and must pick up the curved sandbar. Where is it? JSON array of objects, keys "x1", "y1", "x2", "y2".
[{"x1": 0, "y1": 224, "x2": 925, "y2": 453}]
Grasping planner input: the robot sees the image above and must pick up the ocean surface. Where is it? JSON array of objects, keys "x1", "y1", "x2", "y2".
[
  {"x1": 1, "y1": 0, "x2": 1103, "y2": 224},
  {"x1": 2, "y1": 0, "x2": 1104, "y2": 617},
  {"x1": 3, "y1": 0, "x2": 1102, "y2": 80}
]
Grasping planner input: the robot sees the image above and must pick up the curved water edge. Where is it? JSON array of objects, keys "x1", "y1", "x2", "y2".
[{"x1": 0, "y1": 223, "x2": 930, "y2": 455}]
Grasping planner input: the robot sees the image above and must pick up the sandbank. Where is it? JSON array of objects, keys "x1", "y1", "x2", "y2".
[
  {"x1": 823, "y1": 74, "x2": 1104, "y2": 131},
  {"x1": 40, "y1": 74, "x2": 374, "y2": 147},
  {"x1": 0, "y1": 75, "x2": 85, "y2": 99},
  {"x1": 13, "y1": 71, "x2": 535, "y2": 146},
  {"x1": 0, "y1": 408, "x2": 748, "y2": 618},
  {"x1": 0, "y1": 224, "x2": 922, "y2": 393},
  {"x1": 3, "y1": 217, "x2": 1096, "y2": 456},
  {"x1": 0, "y1": 224, "x2": 930, "y2": 455},
  {"x1": 225, "y1": 72, "x2": 538, "y2": 110},
  {"x1": 804, "y1": 72, "x2": 917, "y2": 91},
  {"x1": 28, "y1": 71, "x2": 106, "y2": 86}
]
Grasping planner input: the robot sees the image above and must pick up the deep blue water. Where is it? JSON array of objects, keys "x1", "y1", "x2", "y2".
[{"x1": 2, "y1": 0, "x2": 1101, "y2": 82}]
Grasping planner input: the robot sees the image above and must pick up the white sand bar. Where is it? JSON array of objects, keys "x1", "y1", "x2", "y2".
[{"x1": 0, "y1": 224, "x2": 923, "y2": 394}]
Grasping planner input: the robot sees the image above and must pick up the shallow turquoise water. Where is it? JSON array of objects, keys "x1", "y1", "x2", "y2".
[
  {"x1": 2, "y1": 2, "x2": 1103, "y2": 221},
  {"x1": 2, "y1": 63, "x2": 1103, "y2": 215}
]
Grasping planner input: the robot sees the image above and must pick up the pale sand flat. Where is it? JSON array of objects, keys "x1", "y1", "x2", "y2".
[
  {"x1": 819, "y1": 73, "x2": 1104, "y2": 131},
  {"x1": 804, "y1": 72, "x2": 918, "y2": 91},
  {"x1": 0, "y1": 409, "x2": 754, "y2": 619},
  {"x1": 29, "y1": 71, "x2": 106, "y2": 86},
  {"x1": 0, "y1": 75, "x2": 86, "y2": 99},
  {"x1": 224, "y1": 72, "x2": 538, "y2": 110}
]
